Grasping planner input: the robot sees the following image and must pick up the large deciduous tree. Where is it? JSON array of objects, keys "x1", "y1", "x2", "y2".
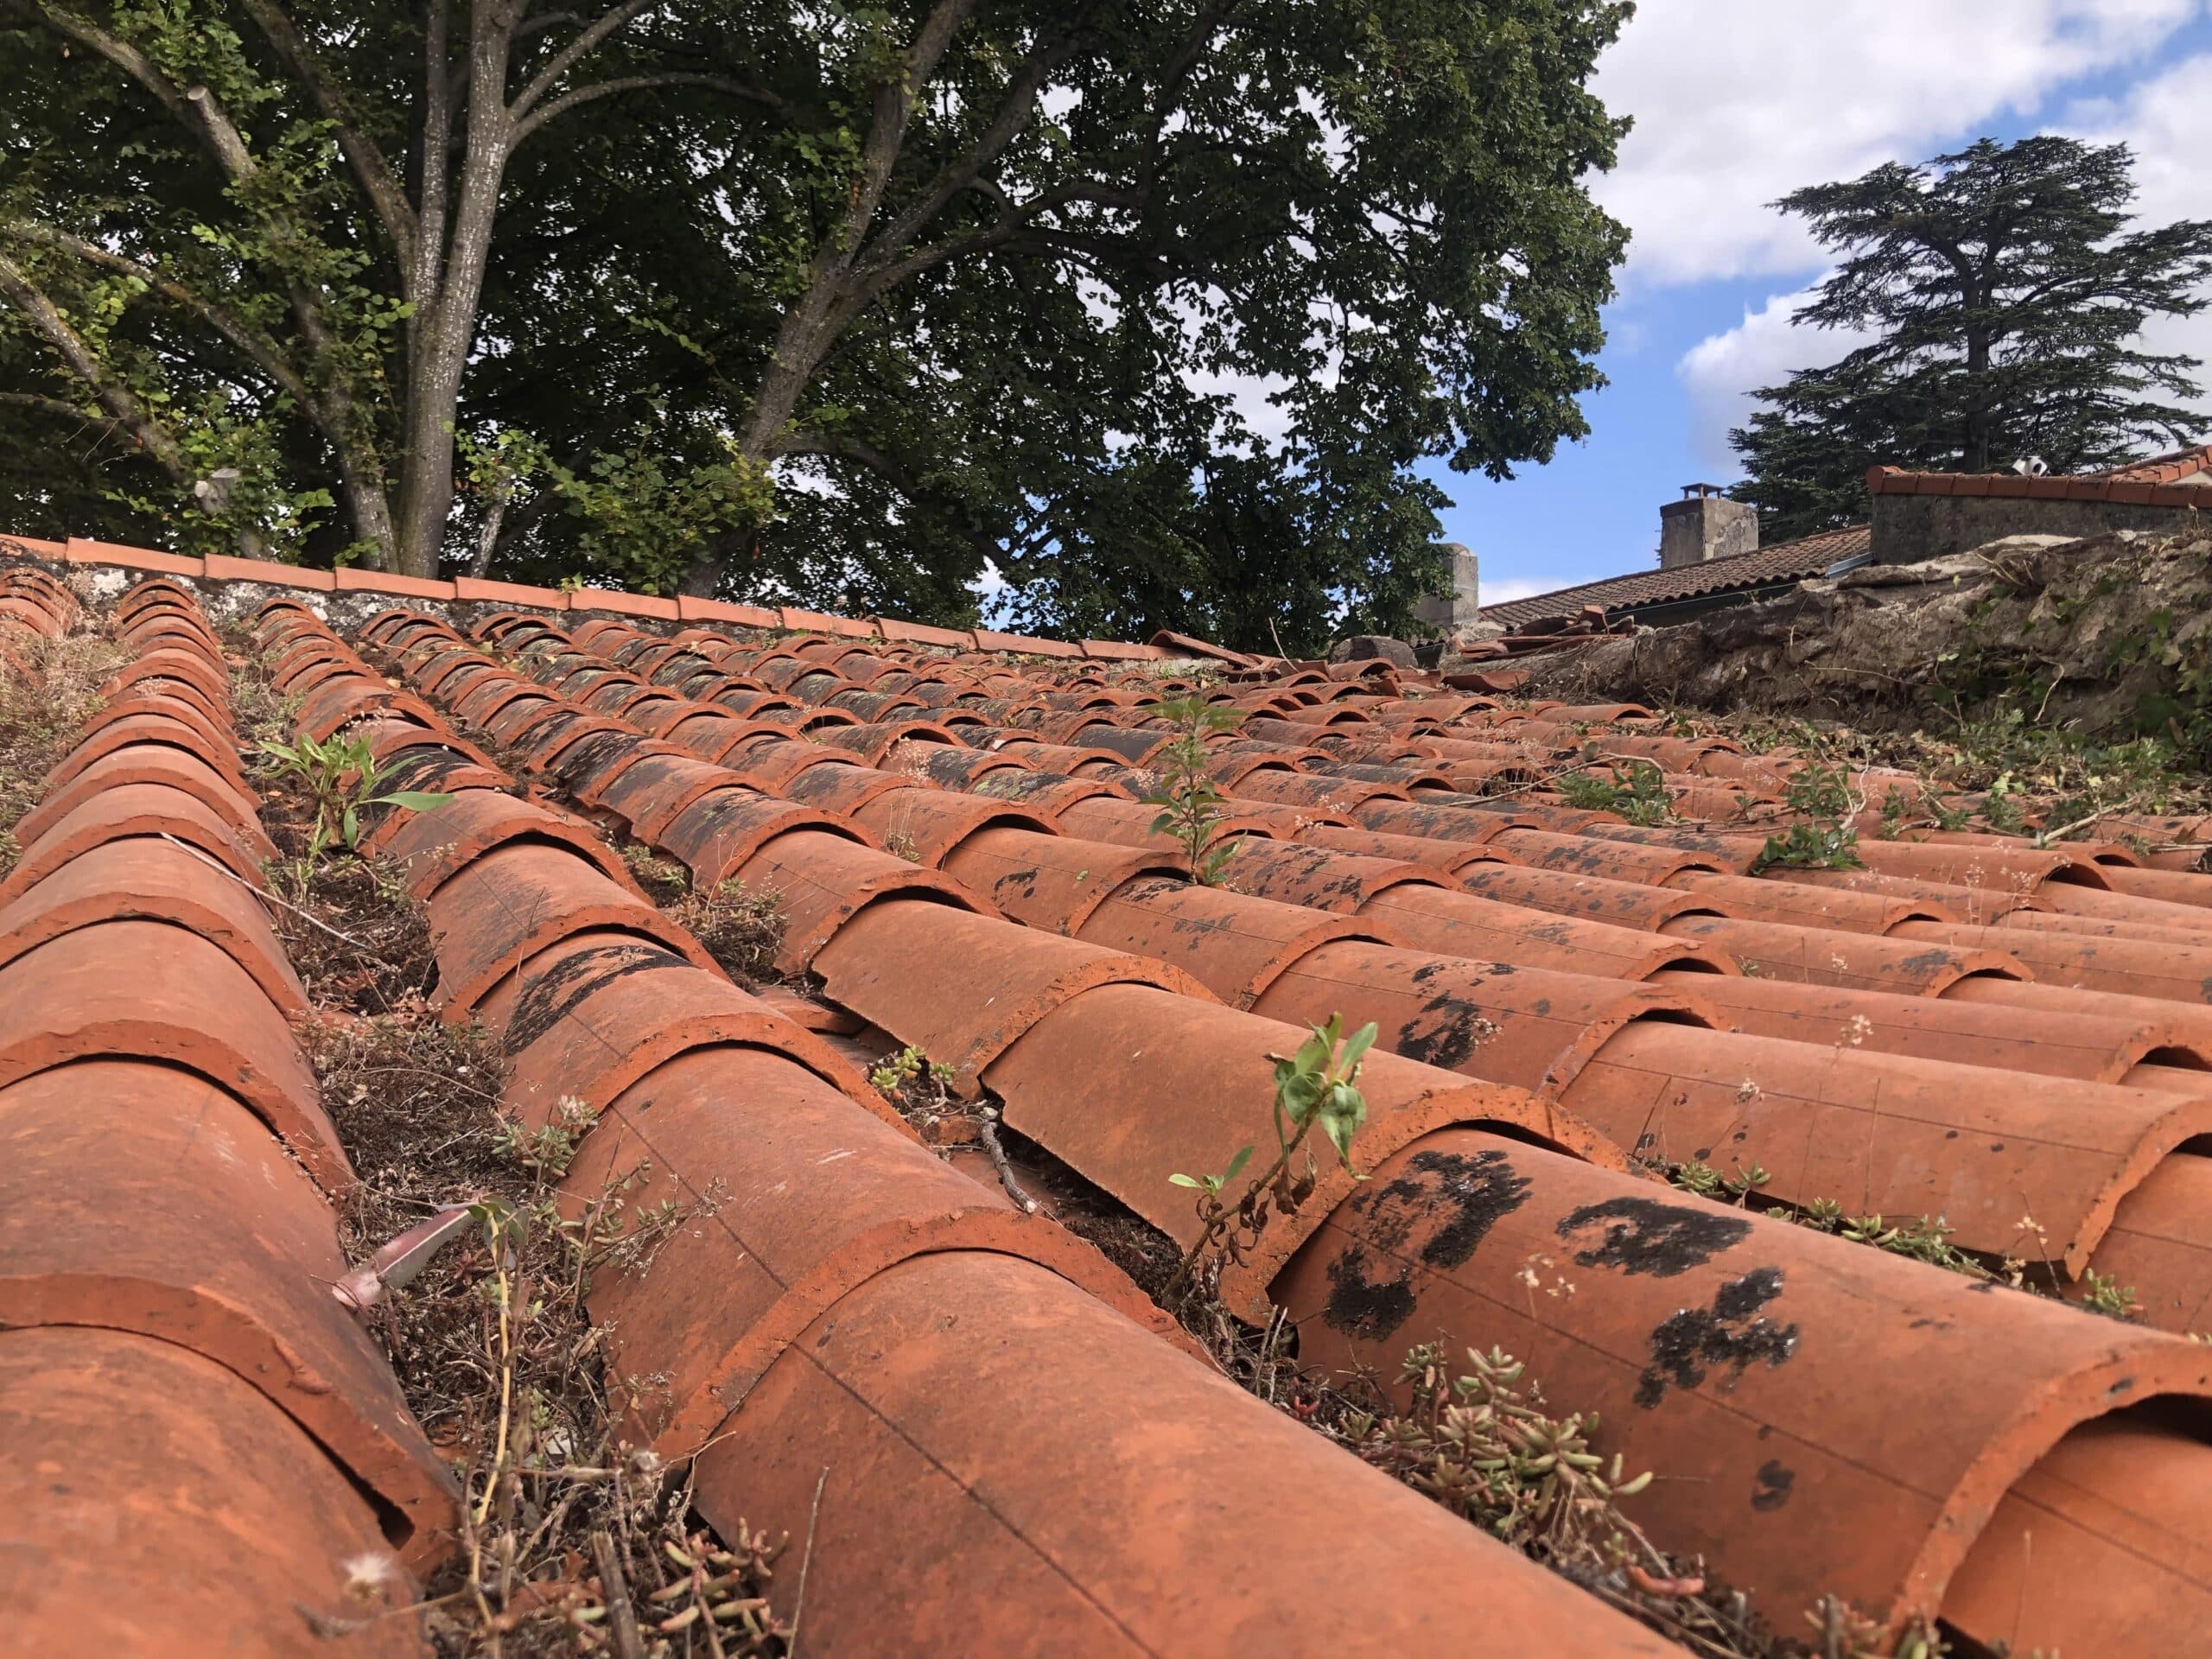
[
  {"x1": 0, "y1": 2, "x2": 1630, "y2": 651},
  {"x1": 1733, "y1": 137, "x2": 2212, "y2": 542}
]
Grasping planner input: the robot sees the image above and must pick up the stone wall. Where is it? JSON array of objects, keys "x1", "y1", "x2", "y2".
[{"x1": 1871, "y1": 491, "x2": 2203, "y2": 563}]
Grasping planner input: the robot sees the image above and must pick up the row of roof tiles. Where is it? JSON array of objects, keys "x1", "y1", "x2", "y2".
[
  {"x1": 334, "y1": 597, "x2": 2212, "y2": 1651},
  {"x1": 0, "y1": 580, "x2": 448, "y2": 1656},
  {"x1": 2, "y1": 532, "x2": 1217, "y2": 663},
  {"x1": 1480, "y1": 524, "x2": 1873, "y2": 631},
  {"x1": 239, "y1": 594, "x2": 1691, "y2": 1656},
  {"x1": 12, "y1": 548, "x2": 2212, "y2": 1652}
]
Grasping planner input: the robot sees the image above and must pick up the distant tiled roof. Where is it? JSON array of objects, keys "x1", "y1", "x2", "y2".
[
  {"x1": 1867, "y1": 443, "x2": 2212, "y2": 505},
  {"x1": 1483, "y1": 524, "x2": 1871, "y2": 630}
]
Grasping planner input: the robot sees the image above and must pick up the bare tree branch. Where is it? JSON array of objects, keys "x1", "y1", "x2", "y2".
[
  {"x1": 509, "y1": 0, "x2": 662, "y2": 119},
  {"x1": 237, "y1": 0, "x2": 419, "y2": 276},
  {"x1": 0, "y1": 251, "x2": 189, "y2": 479},
  {"x1": 512, "y1": 71, "x2": 782, "y2": 143}
]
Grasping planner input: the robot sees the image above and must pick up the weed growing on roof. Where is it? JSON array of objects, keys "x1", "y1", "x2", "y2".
[
  {"x1": 2077, "y1": 1269, "x2": 2143, "y2": 1323},
  {"x1": 259, "y1": 728, "x2": 455, "y2": 860},
  {"x1": 0, "y1": 629, "x2": 126, "y2": 877},
  {"x1": 667, "y1": 878, "x2": 785, "y2": 987},
  {"x1": 1344, "y1": 1344, "x2": 1654, "y2": 1554},
  {"x1": 302, "y1": 1001, "x2": 790, "y2": 1655},
  {"x1": 1142, "y1": 692, "x2": 1244, "y2": 885},
  {"x1": 1161, "y1": 1013, "x2": 1375, "y2": 1308},
  {"x1": 1669, "y1": 1160, "x2": 1770, "y2": 1205},
  {"x1": 1327, "y1": 1344, "x2": 1927, "y2": 1656},
  {"x1": 1556, "y1": 757, "x2": 1673, "y2": 826}
]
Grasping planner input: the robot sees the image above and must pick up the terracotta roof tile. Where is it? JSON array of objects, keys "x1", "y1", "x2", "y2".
[
  {"x1": 14, "y1": 538, "x2": 2212, "y2": 1653},
  {"x1": 1484, "y1": 524, "x2": 1872, "y2": 629}
]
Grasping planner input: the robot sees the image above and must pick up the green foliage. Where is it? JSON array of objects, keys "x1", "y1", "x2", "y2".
[
  {"x1": 1732, "y1": 137, "x2": 2212, "y2": 540},
  {"x1": 1143, "y1": 696, "x2": 1245, "y2": 884},
  {"x1": 1555, "y1": 758, "x2": 1672, "y2": 825},
  {"x1": 868, "y1": 1044, "x2": 954, "y2": 1101},
  {"x1": 1669, "y1": 1160, "x2": 1769, "y2": 1204},
  {"x1": 1, "y1": 0, "x2": 1632, "y2": 642},
  {"x1": 1753, "y1": 760, "x2": 1863, "y2": 871},
  {"x1": 1164, "y1": 1014, "x2": 1376, "y2": 1307},
  {"x1": 257, "y1": 729, "x2": 450, "y2": 858},
  {"x1": 1754, "y1": 820, "x2": 1863, "y2": 872}
]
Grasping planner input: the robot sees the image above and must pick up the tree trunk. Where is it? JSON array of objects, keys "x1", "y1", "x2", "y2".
[
  {"x1": 391, "y1": 13, "x2": 515, "y2": 579},
  {"x1": 677, "y1": 273, "x2": 859, "y2": 596}
]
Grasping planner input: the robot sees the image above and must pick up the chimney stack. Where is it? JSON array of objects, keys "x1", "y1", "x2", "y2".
[{"x1": 1659, "y1": 484, "x2": 1758, "y2": 569}]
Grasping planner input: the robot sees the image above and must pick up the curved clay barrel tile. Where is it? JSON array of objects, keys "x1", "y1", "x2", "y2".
[
  {"x1": 2100, "y1": 861, "x2": 2212, "y2": 910},
  {"x1": 454, "y1": 674, "x2": 555, "y2": 733},
  {"x1": 702, "y1": 1250, "x2": 1673, "y2": 1657},
  {"x1": 2081, "y1": 1154, "x2": 2212, "y2": 1333},
  {"x1": 1351, "y1": 796, "x2": 1519, "y2": 843},
  {"x1": 587, "y1": 747, "x2": 746, "y2": 841},
  {"x1": 377, "y1": 786, "x2": 645, "y2": 900},
  {"x1": 39, "y1": 711, "x2": 250, "y2": 801},
  {"x1": 1941, "y1": 1414, "x2": 2212, "y2": 1655},
  {"x1": 1208, "y1": 836, "x2": 1445, "y2": 912},
  {"x1": 1489, "y1": 826, "x2": 1732, "y2": 885},
  {"x1": 489, "y1": 933, "x2": 888, "y2": 1131},
  {"x1": 1229, "y1": 769, "x2": 1408, "y2": 813},
  {"x1": 1647, "y1": 966, "x2": 2197, "y2": 1084},
  {"x1": 1363, "y1": 887, "x2": 1734, "y2": 979},
  {"x1": 1558, "y1": 1018, "x2": 2212, "y2": 1275},
  {"x1": 1072, "y1": 874, "x2": 1392, "y2": 1007},
  {"x1": 422, "y1": 840, "x2": 721, "y2": 1013},
  {"x1": 729, "y1": 829, "x2": 988, "y2": 974},
  {"x1": 1254, "y1": 941, "x2": 1716, "y2": 1094},
  {"x1": 2026, "y1": 875, "x2": 2212, "y2": 934},
  {"x1": 13, "y1": 742, "x2": 265, "y2": 848},
  {"x1": 984, "y1": 981, "x2": 1624, "y2": 1314},
  {"x1": 0, "y1": 1062, "x2": 456, "y2": 1565},
  {"x1": 561, "y1": 1047, "x2": 1181, "y2": 1456},
  {"x1": 1949, "y1": 976, "x2": 2212, "y2": 1060},
  {"x1": 0, "y1": 1328, "x2": 428, "y2": 1659},
  {"x1": 941, "y1": 828, "x2": 1184, "y2": 932},
  {"x1": 1781, "y1": 862, "x2": 2037, "y2": 925},
  {"x1": 1893, "y1": 918, "x2": 2212, "y2": 1005},
  {"x1": 810, "y1": 899, "x2": 1214, "y2": 1096},
  {"x1": 1851, "y1": 837, "x2": 2110, "y2": 891},
  {"x1": 1576, "y1": 821, "x2": 1769, "y2": 873},
  {"x1": 294, "y1": 676, "x2": 443, "y2": 741},
  {"x1": 763, "y1": 757, "x2": 899, "y2": 817},
  {"x1": 81, "y1": 686, "x2": 245, "y2": 764},
  {"x1": 0, "y1": 780, "x2": 273, "y2": 906},
  {"x1": 102, "y1": 645, "x2": 232, "y2": 710},
  {"x1": 1273, "y1": 1128, "x2": 2212, "y2": 1651},
  {"x1": 1993, "y1": 904, "x2": 2212, "y2": 949},
  {"x1": 1662, "y1": 913, "x2": 2024, "y2": 993},
  {"x1": 1459, "y1": 861, "x2": 1733, "y2": 931},
  {"x1": 0, "y1": 920, "x2": 348, "y2": 1191},
  {"x1": 844, "y1": 785, "x2": 1053, "y2": 865},
  {"x1": 1667, "y1": 868, "x2": 1954, "y2": 934},
  {"x1": 961, "y1": 766, "x2": 1121, "y2": 816},
  {"x1": 543, "y1": 728, "x2": 677, "y2": 805},
  {"x1": 0, "y1": 838, "x2": 308, "y2": 1014},
  {"x1": 654, "y1": 785, "x2": 858, "y2": 885},
  {"x1": 1292, "y1": 818, "x2": 1503, "y2": 871}
]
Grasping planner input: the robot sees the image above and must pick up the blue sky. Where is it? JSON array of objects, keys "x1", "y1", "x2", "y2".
[{"x1": 1433, "y1": 0, "x2": 2212, "y2": 609}]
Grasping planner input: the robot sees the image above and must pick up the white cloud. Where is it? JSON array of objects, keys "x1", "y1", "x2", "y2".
[
  {"x1": 1675, "y1": 285, "x2": 1878, "y2": 475},
  {"x1": 1593, "y1": 0, "x2": 2205, "y2": 286},
  {"x1": 1481, "y1": 575, "x2": 1574, "y2": 607},
  {"x1": 2063, "y1": 52, "x2": 2212, "y2": 426},
  {"x1": 1669, "y1": 44, "x2": 2212, "y2": 477}
]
